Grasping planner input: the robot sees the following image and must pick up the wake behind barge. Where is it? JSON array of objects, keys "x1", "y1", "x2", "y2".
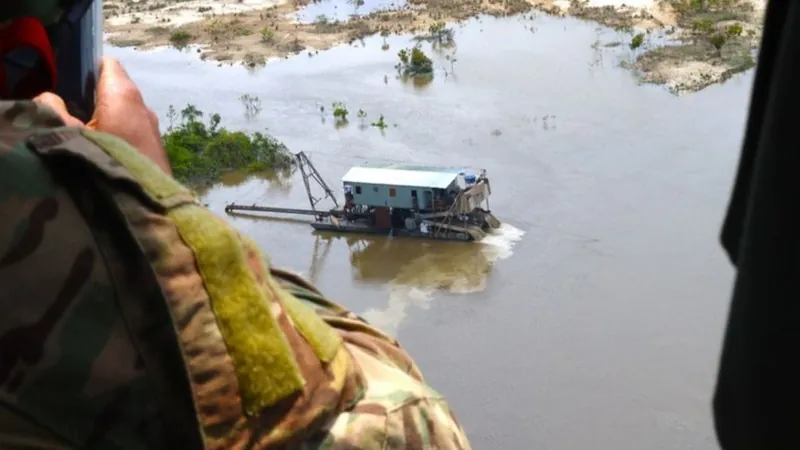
[{"x1": 225, "y1": 152, "x2": 501, "y2": 242}]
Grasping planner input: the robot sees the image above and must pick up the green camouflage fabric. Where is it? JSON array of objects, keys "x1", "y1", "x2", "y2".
[{"x1": 0, "y1": 100, "x2": 472, "y2": 450}]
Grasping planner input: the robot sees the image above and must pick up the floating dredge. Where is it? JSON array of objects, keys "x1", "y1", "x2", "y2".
[{"x1": 225, "y1": 152, "x2": 502, "y2": 242}]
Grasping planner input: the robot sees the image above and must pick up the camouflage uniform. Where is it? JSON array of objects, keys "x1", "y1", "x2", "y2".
[{"x1": 0, "y1": 101, "x2": 472, "y2": 450}]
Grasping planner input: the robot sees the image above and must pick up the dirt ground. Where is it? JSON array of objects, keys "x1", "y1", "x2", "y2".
[{"x1": 104, "y1": 0, "x2": 767, "y2": 91}]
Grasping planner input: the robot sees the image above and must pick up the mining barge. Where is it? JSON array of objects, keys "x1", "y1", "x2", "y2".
[{"x1": 225, "y1": 152, "x2": 501, "y2": 242}]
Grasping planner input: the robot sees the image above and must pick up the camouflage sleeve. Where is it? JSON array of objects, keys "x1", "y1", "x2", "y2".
[
  {"x1": 313, "y1": 344, "x2": 472, "y2": 450},
  {"x1": 146, "y1": 206, "x2": 473, "y2": 449},
  {"x1": 267, "y1": 267, "x2": 474, "y2": 450},
  {"x1": 0, "y1": 98, "x2": 471, "y2": 449},
  {"x1": 0, "y1": 103, "x2": 165, "y2": 450}
]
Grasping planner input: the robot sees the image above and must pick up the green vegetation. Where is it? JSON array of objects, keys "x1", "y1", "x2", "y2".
[
  {"x1": 371, "y1": 114, "x2": 388, "y2": 130},
  {"x1": 354, "y1": 108, "x2": 388, "y2": 130},
  {"x1": 726, "y1": 23, "x2": 744, "y2": 37},
  {"x1": 396, "y1": 46, "x2": 434, "y2": 77},
  {"x1": 314, "y1": 14, "x2": 337, "y2": 33},
  {"x1": 680, "y1": 0, "x2": 756, "y2": 63},
  {"x1": 708, "y1": 32, "x2": 727, "y2": 54},
  {"x1": 323, "y1": 103, "x2": 391, "y2": 131},
  {"x1": 332, "y1": 102, "x2": 349, "y2": 125},
  {"x1": 629, "y1": 33, "x2": 644, "y2": 51},
  {"x1": 670, "y1": 0, "x2": 746, "y2": 17},
  {"x1": 205, "y1": 18, "x2": 253, "y2": 39},
  {"x1": 669, "y1": 0, "x2": 756, "y2": 40},
  {"x1": 243, "y1": 52, "x2": 267, "y2": 69},
  {"x1": 162, "y1": 104, "x2": 293, "y2": 186},
  {"x1": 416, "y1": 21, "x2": 455, "y2": 47},
  {"x1": 691, "y1": 17, "x2": 714, "y2": 33},
  {"x1": 629, "y1": 0, "x2": 759, "y2": 92},
  {"x1": 357, "y1": 109, "x2": 367, "y2": 125},
  {"x1": 260, "y1": 27, "x2": 275, "y2": 43},
  {"x1": 169, "y1": 29, "x2": 192, "y2": 48}
]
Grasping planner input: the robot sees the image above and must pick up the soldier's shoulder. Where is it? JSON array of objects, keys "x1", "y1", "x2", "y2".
[
  {"x1": 0, "y1": 100, "x2": 81, "y2": 168},
  {"x1": 0, "y1": 100, "x2": 67, "y2": 131},
  {"x1": 272, "y1": 270, "x2": 472, "y2": 450},
  {"x1": 302, "y1": 343, "x2": 472, "y2": 450},
  {"x1": 0, "y1": 103, "x2": 69, "y2": 216}
]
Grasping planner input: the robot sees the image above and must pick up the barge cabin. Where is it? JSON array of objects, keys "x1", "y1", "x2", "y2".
[{"x1": 312, "y1": 162, "x2": 501, "y2": 241}]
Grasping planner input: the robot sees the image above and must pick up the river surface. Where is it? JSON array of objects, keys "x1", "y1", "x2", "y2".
[{"x1": 107, "y1": 11, "x2": 753, "y2": 449}]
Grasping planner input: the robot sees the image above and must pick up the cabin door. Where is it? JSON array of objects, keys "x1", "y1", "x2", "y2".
[
  {"x1": 423, "y1": 190, "x2": 433, "y2": 210},
  {"x1": 411, "y1": 190, "x2": 419, "y2": 210}
]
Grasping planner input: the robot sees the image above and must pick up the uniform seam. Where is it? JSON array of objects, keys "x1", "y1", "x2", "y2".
[{"x1": 386, "y1": 396, "x2": 444, "y2": 415}]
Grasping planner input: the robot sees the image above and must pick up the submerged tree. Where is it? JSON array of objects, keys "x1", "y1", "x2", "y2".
[
  {"x1": 629, "y1": 33, "x2": 644, "y2": 50},
  {"x1": 425, "y1": 22, "x2": 455, "y2": 46},
  {"x1": 331, "y1": 102, "x2": 349, "y2": 128},
  {"x1": 371, "y1": 114, "x2": 388, "y2": 129},
  {"x1": 240, "y1": 94, "x2": 263, "y2": 120},
  {"x1": 708, "y1": 32, "x2": 727, "y2": 56},
  {"x1": 396, "y1": 46, "x2": 434, "y2": 77},
  {"x1": 356, "y1": 109, "x2": 367, "y2": 129}
]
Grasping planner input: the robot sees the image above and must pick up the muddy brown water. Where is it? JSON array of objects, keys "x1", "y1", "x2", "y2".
[{"x1": 107, "y1": 12, "x2": 754, "y2": 450}]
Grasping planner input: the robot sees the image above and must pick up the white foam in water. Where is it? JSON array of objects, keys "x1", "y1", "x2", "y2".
[{"x1": 478, "y1": 223, "x2": 526, "y2": 262}]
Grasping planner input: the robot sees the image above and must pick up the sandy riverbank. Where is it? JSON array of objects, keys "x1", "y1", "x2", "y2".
[{"x1": 104, "y1": 0, "x2": 767, "y2": 92}]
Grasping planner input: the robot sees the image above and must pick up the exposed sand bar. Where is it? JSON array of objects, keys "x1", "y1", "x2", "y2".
[{"x1": 104, "y1": 0, "x2": 767, "y2": 92}]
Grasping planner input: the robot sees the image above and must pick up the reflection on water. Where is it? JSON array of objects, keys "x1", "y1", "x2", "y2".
[
  {"x1": 195, "y1": 169, "x2": 295, "y2": 201},
  {"x1": 259, "y1": 169, "x2": 295, "y2": 196},
  {"x1": 220, "y1": 211, "x2": 525, "y2": 339},
  {"x1": 230, "y1": 212, "x2": 524, "y2": 338},
  {"x1": 219, "y1": 170, "x2": 255, "y2": 187},
  {"x1": 356, "y1": 224, "x2": 525, "y2": 337},
  {"x1": 217, "y1": 169, "x2": 294, "y2": 190},
  {"x1": 401, "y1": 74, "x2": 435, "y2": 91},
  {"x1": 308, "y1": 235, "x2": 335, "y2": 283}
]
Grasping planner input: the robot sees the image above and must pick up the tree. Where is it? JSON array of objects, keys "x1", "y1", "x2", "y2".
[
  {"x1": 166, "y1": 105, "x2": 177, "y2": 131},
  {"x1": 181, "y1": 104, "x2": 202, "y2": 122},
  {"x1": 260, "y1": 27, "x2": 275, "y2": 43},
  {"x1": 332, "y1": 102, "x2": 349, "y2": 125},
  {"x1": 630, "y1": 33, "x2": 644, "y2": 51},
  {"x1": 427, "y1": 22, "x2": 454, "y2": 46},
  {"x1": 162, "y1": 104, "x2": 293, "y2": 185},
  {"x1": 709, "y1": 32, "x2": 727, "y2": 55},
  {"x1": 239, "y1": 94, "x2": 263, "y2": 120},
  {"x1": 396, "y1": 46, "x2": 434, "y2": 77}
]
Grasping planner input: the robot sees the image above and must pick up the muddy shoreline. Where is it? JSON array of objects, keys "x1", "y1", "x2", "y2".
[{"x1": 104, "y1": 0, "x2": 766, "y2": 93}]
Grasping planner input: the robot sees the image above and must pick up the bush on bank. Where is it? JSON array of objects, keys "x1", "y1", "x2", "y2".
[{"x1": 162, "y1": 104, "x2": 294, "y2": 186}]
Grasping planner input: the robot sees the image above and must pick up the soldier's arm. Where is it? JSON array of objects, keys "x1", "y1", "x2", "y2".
[
  {"x1": 0, "y1": 95, "x2": 471, "y2": 448},
  {"x1": 104, "y1": 124, "x2": 474, "y2": 448},
  {"x1": 0, "y1": 107, "x2": 156, "y2": 449}
]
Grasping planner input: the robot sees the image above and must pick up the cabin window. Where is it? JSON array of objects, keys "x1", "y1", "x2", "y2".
[
  {"x1": 389, "y1": 188, "x2": 396, "y2": 197},
  {"x1": 355, "y1": 186, "x2": 362, "y2": 194},
  {"x1": 373, "y1": 187, "x2": 379, "y2": 193},
  {"x1": 411, "y1": 190, "x2": 417, "y2": 198}
]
